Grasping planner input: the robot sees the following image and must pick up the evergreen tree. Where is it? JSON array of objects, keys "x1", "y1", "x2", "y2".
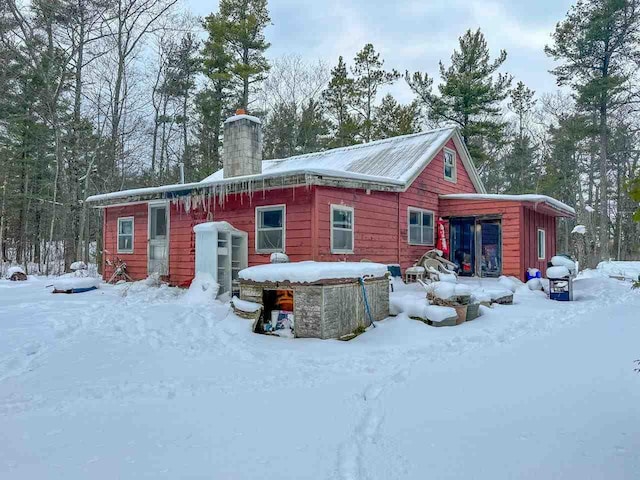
[
  {"x1": 297, "y1": 99, "x2": 329, "y2": 154},
  {"x1": 351, "y1": 44, "x2": 400, "y2": 142},
  {"x1": 406, "y1": 28, "x2": 512, "y2": 169},
  {"x1": 372, "y1": 94, "x2": 420, "y2": 140},
  {"x1": 546, "y1": 0, "x2": 640, "y2": 259},
  {"x1": 198, "y1": 12, "x2": 233, "y2": 174},
  {"x1": 322, "y1": 56, "x2": 359, "y2": 147},
  {"x1": 263, "y1": 101, "x2": 298, "y2": 159},
  {"x1": 503, "y1": 82, "x2": 537, "y2": 193},
  {"x1": 218, "y1": 0, "x2": 271, "y2": 110}
]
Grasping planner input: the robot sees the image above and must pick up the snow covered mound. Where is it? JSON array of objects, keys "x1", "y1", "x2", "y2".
[
  {"x1": 239, "y1": 261, "x2": 388, "y2": 283},
  {"x1": 547, "y1": 266, "x2": 571, "y2": 279},
  {"x1": 70, "y1": 261, "x2": 87, "y2": 271},
  {"x1": 5, "y1": 265, "x2": 26, "y2": 279},
  {"x1": 182, "y1": 273, "x2": 220, "y2": 304},
  {"x1": 551, "y1": 255, "x2": 577, "y2": 274},
  {"x1": 596, "y1": 261, "x2": 640, "y2": 281},
  {"x1": 52, "y1": 277, "x2": 100, "y2": 291},
  {"x1": 427, "y1": 281, "x2": 472, "y2": 299}
]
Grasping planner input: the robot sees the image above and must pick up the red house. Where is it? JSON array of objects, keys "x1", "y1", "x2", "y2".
[{"x1": 87, "y1": 112, "x2": 574, "y2": 288}]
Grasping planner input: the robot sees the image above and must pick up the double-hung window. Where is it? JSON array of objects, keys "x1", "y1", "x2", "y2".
[
  {"x1": 256, "y1": 205, "x2": 285, "y2": 253},
  {"x1": 444, "y1": 148, "x2": 457, "y2": 182},
  {"x1": 537, "y1": 229, "x2": 546, "y2": 260},
  {"x1": 331, "y1": 205, "x2": 354, "y2": 253},
  {"x1": 408, "y1": 208, "x2": 434, "y2": 245},
  {"x1": 117, "y1": 217, "x2": 134, "y2": 253}
]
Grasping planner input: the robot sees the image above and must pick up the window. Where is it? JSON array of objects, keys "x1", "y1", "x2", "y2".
[
  {"x1": 117, "y1": 217, "x2": 134, "y2": 253},
  {"x1": 331, "y1": 205, "x2": 354, "y2": 253},
  {"x1": 256, "y1": 205, "x2": 285, "y2": 253},
  {"x1": 408, "y1": 208, "x2": 434, "y2": 245},
  {"x1": 537, "y1": 229, "x2": 546, "y2": 260},
  {"x1": 443, "y1": 148, "x2": 457, "y2": 182}
]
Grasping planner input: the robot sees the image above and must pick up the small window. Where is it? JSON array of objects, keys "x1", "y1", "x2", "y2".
[
  {"x1": 537, "y1": 229, "x2": 546, "y2": 260},
  {"x1": 256, "y1": 205, "x2": 285, "y2": 253},
  {"x1": 408, "y1": 208, "x2": 434, "y2": 245},
  {"x1": 117, "y1": 217, "x2": 134, "y2": 253},
  {"x1": 331, "y1": 205, "x2": 354, "y2": 253},
  {"x1": 444, "y1": 148, "x2": 457, "y2": 182}
]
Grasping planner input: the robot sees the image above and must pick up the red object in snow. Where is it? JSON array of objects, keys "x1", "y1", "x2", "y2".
[{"x1": 437, "y1": 217, "x2": 449, "y2": 255}]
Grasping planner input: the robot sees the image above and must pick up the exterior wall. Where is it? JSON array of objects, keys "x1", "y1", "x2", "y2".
[
  {"x1": 103, "y1": 203, "x2": 149, "y2": 281},
  {"x1": 169, "y1": 186, "x2": 313, "y2": 287},
  {"x1": 101, "y1": 138, "x2": 484, "y2": 285},
  {"x1": 521, "y1": 206, "x2": 557, "y2": 278},
  {"x1": 439, "y1": 199, "x2": 523, "y2": 278},
  {"x1": 398, "y1": 138, "x2": 477, "y2": 270}
]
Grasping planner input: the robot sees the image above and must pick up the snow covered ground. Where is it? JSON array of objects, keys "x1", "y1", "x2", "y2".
[{"x1": 1, "y1": 272, "x2": 639, "y2": 479}]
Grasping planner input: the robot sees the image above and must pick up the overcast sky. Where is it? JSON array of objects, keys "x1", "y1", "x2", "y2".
[{"x1": 185, "y1": 0, "x2": 574, "y2": 103}]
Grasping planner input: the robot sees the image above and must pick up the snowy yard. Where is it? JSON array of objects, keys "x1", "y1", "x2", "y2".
[{"x1": 1, "y1": 272, "x2": 639, "y2": 479}]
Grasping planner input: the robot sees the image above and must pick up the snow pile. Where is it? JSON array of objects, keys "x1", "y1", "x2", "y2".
[
  {"x1": 427, "y1": 281, "x2": 471, "y2": 299},
  {"x1": 231, "y1": 296, "x2": 262, "y2": 313},
  {"x1": 5, "y1": 265, "x2": 26, "y2": 279},
  {"x1": 239, "y1": 261, "x2": 388, "y2": 283},
  {"x1": 70, "y1": 261, "x2": 87, "y2": 271},
  {"x1": 551, "y1": 255, "x2": 577, "y2": 274},
  {"x1": 572, "y1": 225, "x2": 586, "y2": 235},
  {"x1": 438, "y1": 272, "x2": 457, "y2": 283},
  {"x1": 526, "y1": 278, "x2": 543, "y2": 291},
  {"x1": 596, "y1": 261, "x2": 640, "y2": 280},
  {"x1": 52, "y1": 277, "x2": 100, "y2": 291},
  {"x1": 182, "y1": 273, "x2": 220, "y2": 304},
  {"x1": 547, "y1": 266, "x2": 571, "y2": 279},
  {"x1": 498, "y1": 275, "x2": 518, "y2": 292},
  {"x1": 390, "y1": 294, "x2": 457, "y2": 322},
  {"x1": 270, "y1": 252, "x2": 289, "y2": 264}
]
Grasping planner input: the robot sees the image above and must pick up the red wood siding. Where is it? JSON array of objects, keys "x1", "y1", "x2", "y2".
[
  {"x1": 168, "y1": 186, "x2": 313, "y2": 287},
  {"x1": 398, "y1": 138, "x2": 477, "y2": 270},
  {"x1": 521, "y1": 206, "x2": 557, "y2": 278},
  {"x1": 101, "y1": 138, "x2": 488, "y2": 285},
  {"x1": 314, "y1": 187, "x2": 399, "y2": 264},
  {"x1": 439, "y1": 199, "x2": 523, "y2": 278},
  {"x1": 103, "y1": 204, "x2": 149, "y2": 281}
]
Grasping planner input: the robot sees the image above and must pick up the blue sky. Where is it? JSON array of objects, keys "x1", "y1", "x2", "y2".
[{"x1": 186, "y1": 0, "x2": 575, "y2": 102}]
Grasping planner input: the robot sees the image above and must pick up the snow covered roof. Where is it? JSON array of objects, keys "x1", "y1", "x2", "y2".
[
  {"x1": 440, "y1": 194, "x2": 575, "y2": 216},
  {"x1": 239, "y1": 261, "x2": 388, "y2": 283},
  {"x1": 201, "y1": 127, "x2": 485, "y2": 191},
  {"x1": 86, "y1": 127, "x2": 485, "y2": 205}
]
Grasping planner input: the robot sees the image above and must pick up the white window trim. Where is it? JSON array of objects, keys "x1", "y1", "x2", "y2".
[
  {"x1": 255, "y1": 204, "x2": 286, "y2": 254},
  {"x1": 117, "y1": 216, "x2": 135, "y2": 254},
  {"x1": 443, "y1": 147, "x2": 457, "y2": 183},
  {"x1": 407, "y1": 207, "x2": 435, "y2": 246},
  {"x1": 537, "y1": 228, "x2": 546, "y2": 260},
  {"x1": 330, "y1": 204, "x2": 355, "y2": 254}
]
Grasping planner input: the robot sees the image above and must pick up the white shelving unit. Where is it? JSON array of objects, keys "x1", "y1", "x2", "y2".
[{"x1": 194, "y1": 222, "x2": 248, "y2": 296}]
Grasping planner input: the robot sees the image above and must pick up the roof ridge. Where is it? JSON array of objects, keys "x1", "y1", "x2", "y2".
[{"x1": 265, "y1": 126, "x2": 457, "y2": 164}]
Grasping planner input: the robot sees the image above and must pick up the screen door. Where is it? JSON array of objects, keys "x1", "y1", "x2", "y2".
[{"x1": 148, "y1": 204, "x2": 168, "y2": 275}]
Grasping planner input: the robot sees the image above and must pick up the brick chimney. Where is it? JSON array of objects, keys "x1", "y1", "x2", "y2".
[{"x1": 223, "y1": 109, "x2": 263, "y2": 178}]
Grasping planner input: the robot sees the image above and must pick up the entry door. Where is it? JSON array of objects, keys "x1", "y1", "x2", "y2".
[
  {"x1": 450, "y1": 218, "x2": 476, "y2": 276},
  {"x1": 148, "y1": 204, "x2": 169, "y2": 275},
  {"x1": 478, "y1": 220, "x2": 501, "y2": 277}
]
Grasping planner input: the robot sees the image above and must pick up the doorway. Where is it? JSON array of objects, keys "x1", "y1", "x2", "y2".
[
  {"x1": 450, "y1": 217, "x2": 502, "y2": 277},
  {"x1": 148, "y1": 203, "x2": 169, "y2": 276}
]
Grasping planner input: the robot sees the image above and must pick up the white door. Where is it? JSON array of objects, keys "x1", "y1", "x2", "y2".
[{"x1": 148, "y1": 203, "x2": 169, "y2": 275}]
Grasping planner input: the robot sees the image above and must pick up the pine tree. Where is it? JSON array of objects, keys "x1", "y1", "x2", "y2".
[
  {"x1": 199, "y1": 12, "x2": 233, "y2": 175},
  {"x1": 372, "y1": 94, "x2": 420, "y2": 140},
  {"x1": 406, "y1": 28, "x2": 512, "y2": 169},
  {"x1": 297, "y1": 99, "x2": 329, "y2": 154},
  {"x1": 351, "y1": 44, "x2": 400, "y2": 142},
  {"x1": 503, "y1": 82, "x2": 537, "y2": 194},
  {"x1": 322, "y1": 56, "x2": 359, "y2": 147},
  {"x1": 218, "y1": 0, "x2": 271, "y2": 110},
  {"x1": 546, "y1": 0, "x2": 640, "y2": 260}
]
